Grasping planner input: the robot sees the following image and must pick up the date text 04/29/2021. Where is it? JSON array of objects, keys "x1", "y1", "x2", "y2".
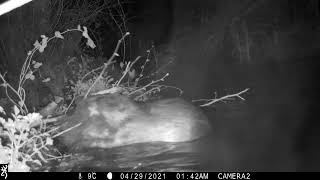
[{"x1": 119, "y1": 172, "x2": 210, "y2": 180}]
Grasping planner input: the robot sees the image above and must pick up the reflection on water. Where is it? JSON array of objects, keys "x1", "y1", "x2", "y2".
[{"x1": 45, "y1": 138, "x2": 212, "y2": 172}]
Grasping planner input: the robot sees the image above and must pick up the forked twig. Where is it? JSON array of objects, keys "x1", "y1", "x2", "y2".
[{"x1": 193, "y1": 88, "x2": 250, "y2": 107}]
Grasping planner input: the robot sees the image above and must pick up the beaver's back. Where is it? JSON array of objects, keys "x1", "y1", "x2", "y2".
[{"x1": 57, "y1": 94, "x2": 212, "y2": 149}]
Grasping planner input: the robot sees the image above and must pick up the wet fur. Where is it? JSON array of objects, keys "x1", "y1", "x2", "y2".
[{"x1": 57, "y1": 94, "x2": 211, "y2": 150}]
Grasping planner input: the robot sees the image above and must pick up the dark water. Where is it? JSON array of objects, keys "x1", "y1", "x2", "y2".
[
  {"x1": 203, "y1": 58, "x2": 320, "y2": 171},
  {"x1": 43, "y1": 139, "x2": 212, "y2": 172}
]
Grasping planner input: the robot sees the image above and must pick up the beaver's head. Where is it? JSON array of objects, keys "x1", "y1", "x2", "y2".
[{"x1": 85, "y1": 94, "x2": 143, "y2": 129}]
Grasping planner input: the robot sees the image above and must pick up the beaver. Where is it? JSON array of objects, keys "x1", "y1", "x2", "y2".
[{"x1": 57, "y1": 93, "x2": 211, "y2": 150}]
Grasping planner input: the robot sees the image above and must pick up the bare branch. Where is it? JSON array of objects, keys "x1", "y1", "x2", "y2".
[{"x1": 193, "y1": 88, "x2": 250, "y2": 107}]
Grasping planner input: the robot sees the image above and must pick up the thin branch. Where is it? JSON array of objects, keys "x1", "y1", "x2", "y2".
[
  {"x1": 115, "y1": 55, "x2": 141, "y2": 86},
  {"x1": 193, "y1": 88, "x2": 250, "y2": 107},
  {"x1": 84, "y1": 32, "x2": 130, "y2": 99},
  {"x1": 129, "y1": 73, "x2": 169, "y2": 96},
  {"x1": 52, "y1": 123, "x2": 82, "y2": 138}
]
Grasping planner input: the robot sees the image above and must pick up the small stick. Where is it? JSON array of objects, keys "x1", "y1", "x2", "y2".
[
  {"x1": 193, "y1": 88, "x2": 250, "y2": 107},
  {"x1": 52, "y1": 123, "x2": 82, "y2": 138}
]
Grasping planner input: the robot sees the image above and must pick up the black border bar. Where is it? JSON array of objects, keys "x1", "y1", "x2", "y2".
[{"x1": 2, "y1": 172, "x2": 320, "y2": 180}]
